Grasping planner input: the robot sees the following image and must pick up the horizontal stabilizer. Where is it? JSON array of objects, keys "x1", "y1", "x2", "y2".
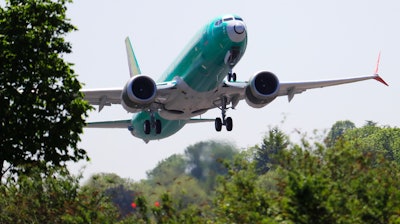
[{"x1": 86, "y1": 119, "x2": 131, "y2": 129}]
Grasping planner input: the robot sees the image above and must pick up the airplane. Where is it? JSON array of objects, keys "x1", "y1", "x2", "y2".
[{"x1": 82, "y1": 14, "x2": 388, "y2": 143}]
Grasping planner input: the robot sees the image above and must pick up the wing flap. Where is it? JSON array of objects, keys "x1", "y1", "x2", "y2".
[{"x1": 82, "y1": 88, "x2": 122, "y2": 111}]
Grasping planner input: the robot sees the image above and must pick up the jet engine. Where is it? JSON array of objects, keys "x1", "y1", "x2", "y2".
[
  {"x1": 245, "y1": 71, "x2": 280, "y2": 108},
  {"x1": 121, "y1": 75, "x2": 157, "y2": 113}
]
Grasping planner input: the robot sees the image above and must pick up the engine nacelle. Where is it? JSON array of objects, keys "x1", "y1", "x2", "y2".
[
  {"x1": 245, "y1": 71, "x2": 280, "y2": 108},
  {"x1": 121, "y1": 75, "x2": 157, "y2": 113}
]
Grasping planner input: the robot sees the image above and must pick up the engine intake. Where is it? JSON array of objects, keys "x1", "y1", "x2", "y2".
[
  {"x1": 121, "y1": 75, "x2": 156, "y2": 112},
  {"x1": 245, "y1": 71, "x2": 280, "y2": 108}
]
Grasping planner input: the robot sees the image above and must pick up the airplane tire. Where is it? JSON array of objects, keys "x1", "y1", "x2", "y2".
[
  {"x1": 232, "y1": 73, "x2": 237, "y2": 82},
  {"x1": 215, "y1": 118, "x2": 222, "y2": 132},
  {"x1": 155, "y1": 119, "x2": 162, "y2": 134},
  {"x1": 226, "y1": 117, "x2": 233, "y2": 131},
  {"x1": 144, "y1": 120, "x2": 151, "y2": 135}
]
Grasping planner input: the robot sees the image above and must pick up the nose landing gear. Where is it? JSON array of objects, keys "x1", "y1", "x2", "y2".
[
  {"x1": 227, "y1": 72, "x2": 237, "y2": 82},
  {"x1": 215, "y1": 96, "x2": 233, "y2": 132}
]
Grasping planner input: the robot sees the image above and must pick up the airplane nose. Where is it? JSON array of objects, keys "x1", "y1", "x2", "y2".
[{"x1": 227, "y1": 21, "x2": 246, "y2": 43}]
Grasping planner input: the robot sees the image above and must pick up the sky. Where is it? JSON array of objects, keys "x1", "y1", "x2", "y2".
[{"x1": 63, "y1": 0, "x2": 399, "y2": 181}]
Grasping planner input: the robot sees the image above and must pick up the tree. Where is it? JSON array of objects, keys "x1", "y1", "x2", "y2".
[
  {"x1": 185, "y1": 141, "x2": 238, "y2": 190},
  {"x1": 84, "y1": 173, "x2": 137, "y2": 219},
  {"x1": 146, "y1": 154, "x2": 186, "y2": 186},
  {"x1": 0, "y1": 0, "x2": 91, "y2": 179},
  {"x1": 324, "y1": 120, "x2": 356, "y2": 147},
  {"x1": 342, "y1": 123, "x2": 400, "y2": 164},
  {"x1": 254, "y1": 127, "x2": 290, "y2": 174},
  {"x1": 214, "y1": 153, "x2": 275, "y2": 223},
  {"x1": 0, "y1": 167, "x2": 118, "y2": 223},
  {"x1": 211, "y1": 129, "x2": 400, "y2": 223},
  {"x1": 271, "y1": 138, "x2": 400, "y2": 223}
]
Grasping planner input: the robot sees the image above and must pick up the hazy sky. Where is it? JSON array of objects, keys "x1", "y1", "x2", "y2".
[{"x1": 63, "y1": 0, "x2": 399, "y2": 181}]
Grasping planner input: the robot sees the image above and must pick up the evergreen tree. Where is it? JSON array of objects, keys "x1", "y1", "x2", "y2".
[{"x1": 254, "y1": 127, "x2": 289, "y2": 174}]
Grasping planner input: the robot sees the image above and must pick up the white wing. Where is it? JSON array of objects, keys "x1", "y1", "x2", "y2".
[
  {"x1": 278, "y1": 74, "x2": 388, "y2": 102},
  {"x1": 222, "y1": 73, "x2": 387, "y2": 104},
  {"x1": 82, "y1": 80, "x2": 178, "y2": 112}
]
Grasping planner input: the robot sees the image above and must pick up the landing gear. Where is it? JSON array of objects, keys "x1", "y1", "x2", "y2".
[
  {"x1": 144, "y1": 120, "x2": 151, "y2": 135},
  {"x1": 215, "y1": 118, "x2": 222, "y2": 132},
  {"x1": 226, "y1": 117, "x2": 233, "y2": 131},
  {"x1": 227, "y1": 72, "x2": 237, "y2": 82},
  {"x1": 215, "y1": 96, "x2": 233, "y2": 132},
  {"x1": 155, "y1": 119, "x2": 162, "y2": 134},
  {"x1": 143, "y1": 112, "x2": 162, "y2": 135}
]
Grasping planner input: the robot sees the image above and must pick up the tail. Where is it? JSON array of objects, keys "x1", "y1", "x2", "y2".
[
  {"x1": 125, "y1": 37, "x2": 142, "y2": 77},
  {"x1": 373, "y1": 51, "x2": 389, "y2": 86}
]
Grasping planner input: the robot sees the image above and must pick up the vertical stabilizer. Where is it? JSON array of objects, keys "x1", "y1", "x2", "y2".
[{"x1": 125, "y1": 37, "x2": 142, "y2": 77}]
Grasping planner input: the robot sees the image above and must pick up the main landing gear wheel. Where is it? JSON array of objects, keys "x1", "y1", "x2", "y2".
[
  {"x1": 214, "y1": 96, "x2": 233, "y2": 132},
  {"x1": 215, "y1": 118, "x2": 222, "y2": 132},
  {"x1": 214, "y1": 116, "x2": 233, "y2": 132},
  {"x1": 226, "y1": 117, "x2": 233, "y2": 131},
  {"x1": 144, "y1": 120, "x2": 151, "y2": 135},
  {"x1": 155, "y1": 119, "x2": 162, "y2": 134},
  {"x1": 143, "y1": 113, "x2": 162, "y2": 135}
]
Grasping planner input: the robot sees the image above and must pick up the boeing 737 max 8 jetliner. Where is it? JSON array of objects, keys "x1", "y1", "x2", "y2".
[{"x1": 82, "y1": 14, "x2": 388, "y2": 143}]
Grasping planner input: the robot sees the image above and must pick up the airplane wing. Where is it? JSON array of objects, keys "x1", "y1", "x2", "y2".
[
  {"x1": 222, "y1": 73, "x2": 387, "y2": 104},
  {"x1": 82, "y1": 88, "x2": 122, "y2": 111},
  {"x1": 277, "y1": 74, "x2": 388, "y2": 102},
  {"x1": 82, "y1": 80, "x2": 178, "y2": 112}
]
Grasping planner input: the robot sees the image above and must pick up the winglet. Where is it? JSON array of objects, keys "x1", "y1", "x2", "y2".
[
  {"x1": 373, "y1": 52, "x2": 389, "y2": 86},
  {"x1": 125, "y1": 37, "x2": 142, "y2": 77},
  {"x1": 374, "y1": 75, "x2": 388, "y2": 86}
]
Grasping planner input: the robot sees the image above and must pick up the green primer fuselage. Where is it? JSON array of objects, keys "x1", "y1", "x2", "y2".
[{"x1": 131, "y1": 15, "x2": 247, "y2": 142}]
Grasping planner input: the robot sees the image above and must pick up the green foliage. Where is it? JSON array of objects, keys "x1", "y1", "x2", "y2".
[
  {"x1": 324, "y1": 120, "x2": 356, "y2": 147},
  {"x1": 185, "y1": 141, "x2": 238, "y2": 190},
  {"x1": 254, "y1": 127, "x2": 290, "y2": 174},
  {"x1": 84, "y1": 173, "x2": 128, "y2": 192},
  {"x1": 89, "y1": 124, "x2": 400, "y2": 223},
  {"x1": 214, "y1": 153, "x2": 274, "y2": 223},
  {"x1": 0, "y1": 0, "x2": 91, "y2": 178},
  {"x1": 342, "y1": 123, "x2": 400, "y2": 164},
  {"x1": 146, "y1": 154, "x2": 186, "y2": 186},
  {"x1": 3, "y1": 122, "x2": 397, "y2": 222},
  {"x1": 83, "y1": 173, "x2": 137, "y2": 219},
  {"x1": 0, "y1": 167, "x2": 118, "y2": 223},
  {"x1": 273, "y1": 137, "x2": 400, "y2": 223}
]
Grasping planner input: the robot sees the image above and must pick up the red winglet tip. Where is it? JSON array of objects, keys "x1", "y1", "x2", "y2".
[
  {"x1": 374, "y1": 51, "x2": 381, "y2": 74},
  {"x1": 374, "y1": 75, "x2": 389, "y2": 86}
]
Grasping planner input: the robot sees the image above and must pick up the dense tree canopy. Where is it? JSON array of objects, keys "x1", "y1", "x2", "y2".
[
  {"x1": 0, "y1": 167, "x2": 118, "y2": 223},
  {"x1": 0, "y1": 0, "x2": 91, "y2": 179},
  {"x1": 3, "y1": 121, "x2": 399, "y2": 222}
]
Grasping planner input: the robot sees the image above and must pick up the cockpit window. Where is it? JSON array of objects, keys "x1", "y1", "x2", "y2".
[
  {"x1": 223, "y1": 17, "x2": 234, "y2": 22},
  {"x1": 217, "y1": 16, "x2": 243, "y2": 25}
]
